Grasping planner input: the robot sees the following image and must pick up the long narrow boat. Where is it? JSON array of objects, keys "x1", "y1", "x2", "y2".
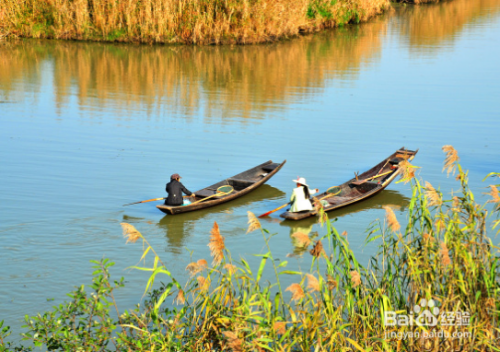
[
  {"x1": 279, "y1": 148, "x2": 418, "y2": 221},
  {"x1": 157, "y1": 160, "x2": 286, "y2": 215}
]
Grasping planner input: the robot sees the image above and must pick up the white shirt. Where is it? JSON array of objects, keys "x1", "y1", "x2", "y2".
[{"x1": 289, "y1": 186, "x2": 317, "y2": 212}]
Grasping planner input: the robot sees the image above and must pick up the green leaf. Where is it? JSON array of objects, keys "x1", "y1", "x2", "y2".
[
  {"x1": 277, "y1": 261, "x2": 288, "y2": 268},
  {"x1": 256, "y1": 253, "x2": 269, "y2": 282},
  {"x1": 278, "y1": 270, "x2": 302, "y2": 276}
]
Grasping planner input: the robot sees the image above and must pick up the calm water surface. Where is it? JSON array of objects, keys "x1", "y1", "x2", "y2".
[{"x1": 1, "y1": 0, "x2": 500, "y2": 339}]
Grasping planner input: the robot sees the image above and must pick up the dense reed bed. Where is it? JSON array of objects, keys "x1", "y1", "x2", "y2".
[
  {"x1": 0, "y1": 0, "x2": 390, "y2": 44},
  {"x1": 1, "y1": 145, "x2": 499, "y2": 351}
]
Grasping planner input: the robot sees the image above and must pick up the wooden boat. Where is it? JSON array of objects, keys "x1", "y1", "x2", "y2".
[
  {"x1": 280, "y1": 148, "x2": 418, "y2": 221},
  {"x1": 157, "y1": 160, "x2": 286, "y2": 215}
]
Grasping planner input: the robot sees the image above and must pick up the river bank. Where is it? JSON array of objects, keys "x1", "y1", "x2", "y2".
[{"x1": 1, "y1": 0, "x2": 405, "y2": 45}]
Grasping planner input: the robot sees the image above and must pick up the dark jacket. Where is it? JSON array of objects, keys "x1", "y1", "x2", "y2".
[{"x1": 165, "y1": 179, "x2": 193, "y2": 206}]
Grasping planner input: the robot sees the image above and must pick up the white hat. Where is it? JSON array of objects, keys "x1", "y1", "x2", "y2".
[{"x1": 292, "y1": 177, "x2": 308, "y2": 187}]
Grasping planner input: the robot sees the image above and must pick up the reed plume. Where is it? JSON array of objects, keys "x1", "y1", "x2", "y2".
[
  {"x1": 273, "y1": 322, "x2": 286, "y2": 335},
  {"x1": 224, "y1": 263, "x2": 237, "y2": 275},
  {"x1": 185, "y1": 259, "x2": 208, "y2": 276},
  {"x1": 175, "y1": 289, "x2": 185, "y2": 305},
  {"x1": 398, "y1": 160, "x2": 416, "y2": 184},
  {"x1": 306, "y1": 274, "x2": 320, "y2": 293},
  {"x1": 452, "y1": 196, "x2": 460, "y2": 211},
  {"x1": 383, "y1": 206, "x2": 400, "y2": 233},
  {"x1": 440, "y1": 242, "x2": 452, "y2": 267},
  {"x1": 435, "y1": 217, "x2": 446, "y2": 233},
  {"x1": 327, "y1": 274, "x2": 337, "y2": 290},
  {"x1": 350, "y1": 270, "x2": 361, "y2": 288},
  {"x1": 313, "y1": 197, "x2": 323, "y2": 213},
  {"x1": 286, "y1": 283, "x2": 305, "y2": 301},
  {"x1": 316, "y1": 205, "x2": 328, "y2": 226},
  {"x1": 120, "y1": 222, "x2": 142, "y2": 244},
  {"x1": 309, "y1": 240, "x2": 325, "y2": 258},
  {"x1": 425, "y1": 181, "x2": 442, "y2": 206},
  {"x1": 442, "y1": 145, "x2": 460, "y2": 176},
  {"x1": 222, "y1": 331, "x2": 243, "y2": 352},
  {"x1": 247, "y1": 211, "x2": 261, "y2": 234},
  {"x1": 197, "y1": 276, "x2": 210, "y2": 292},
  {"x1": 208, "y1": 222, "x2": 225, "y2": 266},
  {"x1": 487, "y1": 185, "x2": 500, "y2": 209},
  {"x1": 291, "y1": 232, "x2": 311, "y2": 247}
]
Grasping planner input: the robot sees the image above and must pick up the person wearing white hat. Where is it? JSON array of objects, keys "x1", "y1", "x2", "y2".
[{"x1": 289, "y1": 177, "x2": 319, "y2": 212}]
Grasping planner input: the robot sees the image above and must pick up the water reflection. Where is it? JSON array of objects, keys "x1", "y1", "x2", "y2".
[
  {"x1": 156, "y1": 185, "x2": 284, "y2": 253},
  {"x1": 1, "y1": 1, "x2": 499, "y2": 121},
  {"x1": 0, "y1": 20, "x2": 386, "y2": 120},
  {"x1": 279, "y1": 189, "x2": 410, "y2": 253},
  {"x1": 396, "y1": 0, "x2": 500, "y2": 51}
]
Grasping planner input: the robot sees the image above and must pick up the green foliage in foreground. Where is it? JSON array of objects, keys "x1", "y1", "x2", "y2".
[{"x1": 1, "y1": 147, "x2": 499, "y2": 351}]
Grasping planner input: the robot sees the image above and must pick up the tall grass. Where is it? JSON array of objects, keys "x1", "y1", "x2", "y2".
[
  {"x1": 0, "y1": 0, "x2": 389, "y2": 44},
  {"x1": 2, "y1": 146, "x2": 499, "y2": 351}
]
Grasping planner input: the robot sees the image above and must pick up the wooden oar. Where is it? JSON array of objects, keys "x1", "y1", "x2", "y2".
[
  {"x1": 123, "y1": 195, "x2": 190, "y2": 206},
  {"x1": 258, "y1": 202, "x2": 291, "y2": 218},
  {"x1": 190, "y1": 185, "x2": 234, "y2": 205},
  {"x1": 123, "y1": 197, "x2": 167, "y2": 206}
]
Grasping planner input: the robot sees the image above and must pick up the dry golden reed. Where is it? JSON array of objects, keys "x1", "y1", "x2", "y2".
[
  {"x1": 120, "y1": 222, "x2": 142, "y2": 244},
  {"x1": 435, "y1": 217, "x2": 446, "y2": 233},
  {"x1": 247, "y1": 211, "x2": 261, "y2": 234},
  {"x1": 487, "y1": 185, "x2": 500, "y2": 206},
  {"x1": 309, "y1": 240, "x2": 325, "y2": 258},
  {"x1": 273, "y1": 322, "x2": 286, "y2": 335},
  {"x1": 208, "y1": 222, "x2": 225, "y2": 266},
  {"x1": 383, "y1": 206, "x2": 400, "y2": 233},
  {"x1": 185, "y1": 259, "x2": 208, "y2": 276},
  {"x1": 442, "y1": 145, "x2": 460, "y2": 176},
  {"x1": 0, "y1": 0, "x2": 390, "y2": 45},
  {"x1": 175, "y1": 289, "x2": 185, "y2": 305},
  {"x1": 398, "y1": 160, "x2": 416, "y2": 184},
  {"x1": 350, "y1": 271, "x2": 362, "y2": 287},
  {"x1": 440, "y1": 242, "x2": 452, "y2": 267},
  {"x1": 222, "y1": 331, "x2": 243, "y2": 352},
  {"x1": 327, "y1": 274, "x2": 337, "y2": 290},
  {"x1": 291, "y1": 232, "x2": 312, "y2": 247},
  {"x1": 197, "y1": 276, "x2": 210, "y2": 292},
  {"x1": 306, "y1": 274, "x2": 320, "y2": 293},
  {"x1": 425, "y1": 181, "x2": 442, "y2": 207},
  {"x1": 286, "y1": 283, "x2": 305, "y2": 301},
  {"x1": 224, "y1": 263, "x2": 237, "y2": 275}
]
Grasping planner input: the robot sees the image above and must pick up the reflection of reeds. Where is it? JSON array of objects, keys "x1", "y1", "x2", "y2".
[
  {"x1": 397, "y1": 0, "x2": 500, "y2": 49},
  {"x1": 0, "y1": 19, "x2": 386, "y2": 118},
  {"x1": 0, "y1": 0, "x2": 389, "y2": 44}
]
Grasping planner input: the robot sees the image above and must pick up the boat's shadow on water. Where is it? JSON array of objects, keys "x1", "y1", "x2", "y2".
[{"x1": 154, "y1": 184, "x2": 285, "y2": 253}]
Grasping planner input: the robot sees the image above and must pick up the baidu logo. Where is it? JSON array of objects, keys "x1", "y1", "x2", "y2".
[
  {"x1": 413, "y1": 299, "x2": 440, "y2": 326},
  {"x1": 384, "y1": 298, "x2": 469, "y2": 327}
]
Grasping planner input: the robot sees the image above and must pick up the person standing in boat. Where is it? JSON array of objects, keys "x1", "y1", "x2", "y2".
[
  {"x1": 289, "y1": 177, "x2": 319, "y2": 212},
  {"x1": 165, "y1": 173, "x2": 195, "y2": 206}
]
